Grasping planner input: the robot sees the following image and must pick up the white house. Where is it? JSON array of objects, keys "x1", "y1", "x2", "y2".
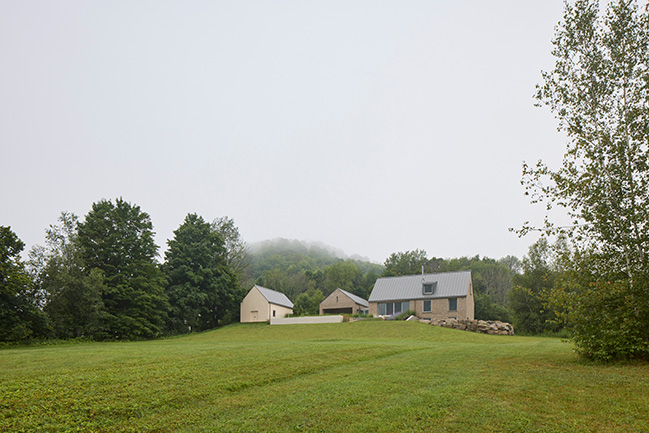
[{"x1": 240, "y1": 285, "x2": 294, "y2": 323}]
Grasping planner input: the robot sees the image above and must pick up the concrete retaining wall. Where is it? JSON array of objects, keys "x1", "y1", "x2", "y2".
[{"x1": 270, "y1": 315, "x2": 344, "y2": 325}]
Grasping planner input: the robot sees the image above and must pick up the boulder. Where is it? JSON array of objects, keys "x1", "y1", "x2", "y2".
[{"x1": 429, "y1": 319, "x2": 515, "y2": 335}]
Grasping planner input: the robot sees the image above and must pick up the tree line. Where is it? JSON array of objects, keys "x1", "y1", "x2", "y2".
[
  {"x1": 1, "y1": 194, "x2": 620, "y2": 358},
  {"x1": 4, "y1": 196, "x2": 565, "y2": 343},
  {"x1": 1, "y1": 199, "x2": 246, "y2": 341},
  {"x1": 1, "y1": 199, "x2": 392, "y2": 341}
]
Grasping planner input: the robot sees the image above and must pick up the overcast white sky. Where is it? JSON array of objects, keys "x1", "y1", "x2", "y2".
[{"x1": 1, "y1": 1, "x2": 570, "y2": 264}]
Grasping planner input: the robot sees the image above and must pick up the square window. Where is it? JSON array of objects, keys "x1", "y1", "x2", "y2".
[
  {"x1": 422, "y1": 282, "x2": 437, "y2": 295},
  {"x1": 423, "y1": 300, "x2": 431, "y2": 312},
  {"x1": 378, "y1": 303, "x2": 386, "y2": 315},
  {"x1": 449, "y1": 298, "x2": 457, "y2": 311}
]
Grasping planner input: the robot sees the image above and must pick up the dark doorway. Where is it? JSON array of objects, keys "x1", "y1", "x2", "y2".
[{"x1": 322, "y1": 307, "x2": 353, "y2": 315}]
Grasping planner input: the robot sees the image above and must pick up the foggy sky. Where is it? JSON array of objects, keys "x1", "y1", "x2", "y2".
[{"x1": 1, "y1": 1, "x2": 568, "y2": 263}]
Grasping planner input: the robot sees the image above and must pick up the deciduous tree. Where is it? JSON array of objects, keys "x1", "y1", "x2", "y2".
[
  {"x1": 0, "y1": 226, "x2": 50, "y2": 341},
  {"x1": 29, "y1": 212, "x2": 104, "y2": 338},
  {"x1": 293, "y1": 288, "x2": 325, "y2": 316},
  {"x1": 508, "y1": 239, "x2": 559, "y2": 334},
  {"x1": 213, "y1": 216, "x2": 250, "y2": 285},
  {"x1": 524, "y1": 0, "x2": 649, "y2": 359},
  {"x1": 323, "y1": 261, "x2": 361, "y2": 295},
  {"x1": 77, "y1": 198, "x2": 168, "y2": 340},
  {"x1": 382, "y1": 249, "x2": 428, "y2": 277},
  {"x1": 163, "y1": 214, "x2": 238, "y2": 333}
]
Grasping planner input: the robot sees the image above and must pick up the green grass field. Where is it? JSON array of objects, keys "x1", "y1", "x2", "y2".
[{"x1": 2, "y1": 321, "x2": 648, "y2": 432}]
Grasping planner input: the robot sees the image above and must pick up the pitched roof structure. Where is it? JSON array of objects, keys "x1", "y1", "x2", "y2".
[
  {"x1": 368, "y1": 270, "x2": 472, "y2": 303},
  {"x1": 255, "y1": 285, "x2": 294, "y2": 309},
  {"x1": 337, "y1": 288, "x2": 369, "y2": 307}
]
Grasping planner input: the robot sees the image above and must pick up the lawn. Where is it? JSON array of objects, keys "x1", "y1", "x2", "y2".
[{"x1": 1, "y1": 321, "x2": 648, "y2": 432}]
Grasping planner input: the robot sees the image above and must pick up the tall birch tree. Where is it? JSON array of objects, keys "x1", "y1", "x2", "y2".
[{"x1": 524, "y1": 0, "x2": 649, "y2": 359}]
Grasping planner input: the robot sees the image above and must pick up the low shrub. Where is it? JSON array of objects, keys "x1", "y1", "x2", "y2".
[{"x1": 393, "y1": 310, "x2": 417, "y2": 321}]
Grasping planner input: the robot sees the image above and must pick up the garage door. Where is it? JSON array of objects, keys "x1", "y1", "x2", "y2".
[{"x1": 322, "y1": 307, "x2": 353, "y2": 315}]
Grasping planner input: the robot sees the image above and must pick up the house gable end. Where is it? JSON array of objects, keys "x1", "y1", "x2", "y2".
[{"x1": 337, "y1": 288, "x2": 369, "y2": 308}]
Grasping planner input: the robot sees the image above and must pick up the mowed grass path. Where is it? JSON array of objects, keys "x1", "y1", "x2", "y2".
[{"x1": 2, "y1": 321, "x2": 648, "y2": 432}]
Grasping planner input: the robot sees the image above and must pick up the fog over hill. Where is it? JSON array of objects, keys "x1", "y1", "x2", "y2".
[{"x1": 249, "y1": 238, "x2": 374, "y2": 263}]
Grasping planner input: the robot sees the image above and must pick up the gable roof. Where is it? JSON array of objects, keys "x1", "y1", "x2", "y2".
[
  {"x1": 255, "y1": 285, "x2": 294, "y2": 309},
  {"x1": 368, "y1": 271, "x2": 472, "y2": 303},
  {"x1": 337, "y1": 288, "x2": 369, "y2": 308}
]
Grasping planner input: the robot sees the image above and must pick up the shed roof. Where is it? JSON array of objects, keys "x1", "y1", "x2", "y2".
[
  {"x1": 337, "y1": 288, "x2": 369, "y2": 307},
  {"x1": 368, "y1": 271, "x2": 472, "y2": 303},
  {"x1": 255, "y1": 285, "x2": 294, "y2": 309}
]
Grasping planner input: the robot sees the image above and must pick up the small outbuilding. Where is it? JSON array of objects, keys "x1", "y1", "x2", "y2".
[
  {"x1": 240, "y1": 285, "x2": 294, "y2": 323},
  {"x1": 319, "y1": 288, "x2": 369, "y2": 315}
]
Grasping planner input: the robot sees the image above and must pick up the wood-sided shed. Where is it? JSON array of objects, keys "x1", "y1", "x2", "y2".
[{"x1": 319, "y1": 288, "x2": 369, "y2": 315}]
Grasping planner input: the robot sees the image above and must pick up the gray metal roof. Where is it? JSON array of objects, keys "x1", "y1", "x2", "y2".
[
  {"x1": 368, "y1": 271, "x2": 472, "y2": 302},
  {"x1": 255, "y1": 285, "x2": 294, "y2": 309},
  {"x1": 337, "y1": 288, "x2": 369, "y2": 307}
]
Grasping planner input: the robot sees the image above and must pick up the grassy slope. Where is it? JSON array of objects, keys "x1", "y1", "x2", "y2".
[{"x1": 1, "y1": 321, "x2": 648, "y2": 433}]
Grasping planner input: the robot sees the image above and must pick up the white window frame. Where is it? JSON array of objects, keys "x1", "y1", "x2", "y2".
[
  {"x1": 422, "y1": 282, "x2": 437, "y2": 295},
  {"x1": 378, "y1": 301, "x2": 410, "y2": 316}
]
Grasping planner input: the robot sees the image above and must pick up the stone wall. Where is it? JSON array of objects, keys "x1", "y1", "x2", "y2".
[{"x1": 425, "y1": 318, "x2": 515, "y2": 335}]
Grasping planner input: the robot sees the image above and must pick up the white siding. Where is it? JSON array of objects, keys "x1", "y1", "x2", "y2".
[{"x1": 240, "y1": 286, "x2": 294, "y2": 322}]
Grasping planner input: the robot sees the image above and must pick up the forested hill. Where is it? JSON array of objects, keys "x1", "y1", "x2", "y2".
[{"x1": 244, "y1": 239, "x2": 383, "y2": 304}]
